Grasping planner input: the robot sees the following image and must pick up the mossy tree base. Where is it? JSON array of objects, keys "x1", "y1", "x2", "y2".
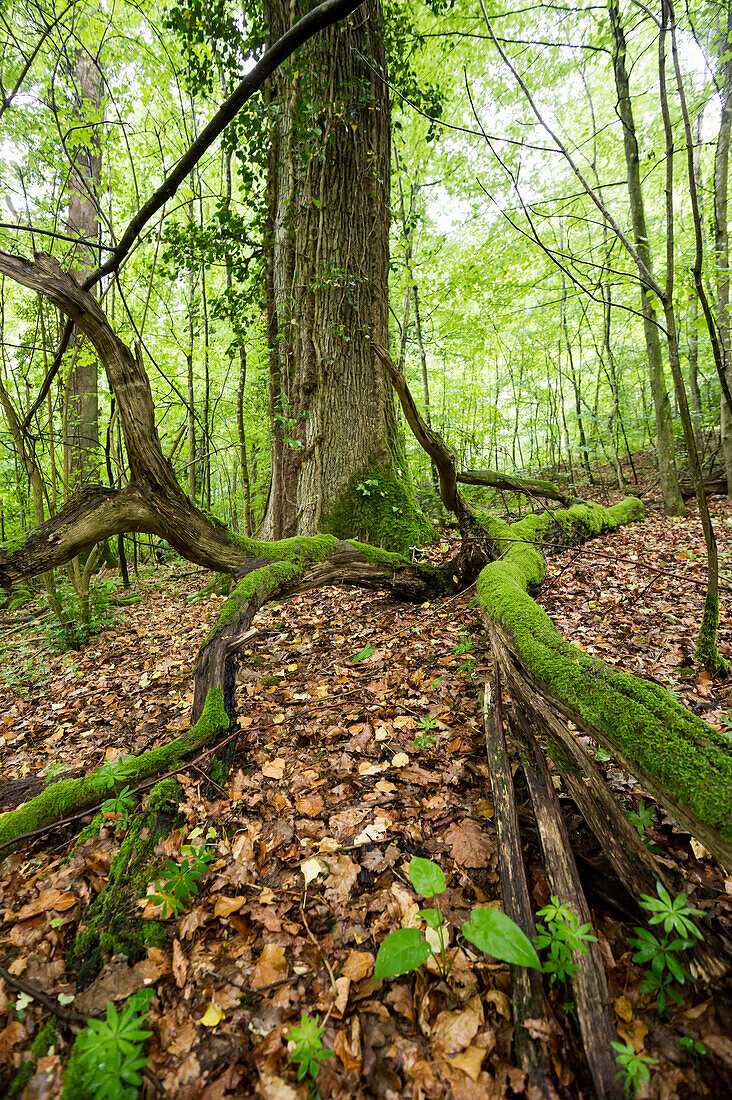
[{"x1": 322, "y1": 465, "x2": 435, "y2": 555}]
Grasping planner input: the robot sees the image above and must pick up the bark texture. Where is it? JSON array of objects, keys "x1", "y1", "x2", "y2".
[
  {"x1": 65, "y1": 53, "x2": 102, "y2": 488},
  {"x1": 261, "y1": 0, "x2": 429, "y2": 551}
]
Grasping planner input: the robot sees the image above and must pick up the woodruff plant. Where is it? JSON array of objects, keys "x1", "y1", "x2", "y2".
[
  {"x1": 534, "y1": 895, "x2": 597, "y2": 985},
  {"x1": 149, "y1": 843, "x2": 214, "y2": 918},
  {"x1": 287, "y1": 1013, "x2": 333, "y2": 1098},
  {"x1": 66, "y1": 990, "x2": 153, "y2": 1100},
  {"x1": 628, "y1": 882, "x2": 703, "y2": 1015}
]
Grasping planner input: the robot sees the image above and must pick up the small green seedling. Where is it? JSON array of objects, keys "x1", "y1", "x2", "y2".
[
  {"x1": 287, "y1": 1012, "x2": 333, "y2": 1096},
  {"x1": 413, "y1": 715, "x2": 438, "y2": 752},
  {"x1": 626, "y1": 799, "x2": 654, "y2": 838},
  {"x1": 101, "y1": 785, "x2": 136, "y2": 828},
  {"x1": 628, "y1": 882, "x2": 703, "y2": 1015},
  {"x1": 96, "y1": 755, "x2": 136, "y2": 791},
  {"x1": 533, "y1": 896, "x2": 597, "y2": 985},
  {"x1": 374, "y1": 857, "x2": 541, "y2": 983},
  {"x1": 611, "y1": 1041, "x2": 658, "y2": 1097},
  {"x1": 149, "y1": 844, "x2": 214, "y2": 918},
  {"x1": 678, "y1": 1035, "x2": 706, "y2": 1056},
  {"x1": 352, "y1": 642, "x2": 375, "y2": 662}
]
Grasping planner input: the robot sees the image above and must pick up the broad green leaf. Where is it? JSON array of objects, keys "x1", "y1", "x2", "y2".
[
  {"x1": 408, "y1": 857, "x2": 446, "y2": 897},
  {"x1": 374, "y1": 928, "x2": 431, "y2": 979},
  {"x1": 353, "y1": 643, "x2": 375, "y2": 662},
  {"x1": 462, "y1": 907, "x2": 541, "y2": 969}
]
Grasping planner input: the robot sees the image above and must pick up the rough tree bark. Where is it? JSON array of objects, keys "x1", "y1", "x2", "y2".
[
  {"x1": 64, "y1": 51, "x2": 102, "y2": 489},
  {"x1": 260, "y1": 0, "x2": 430, "y2": 552}
]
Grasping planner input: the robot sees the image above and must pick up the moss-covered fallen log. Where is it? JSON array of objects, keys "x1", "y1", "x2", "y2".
[{"x1": 477, "y1": 499, "x2": 732, "y2": 870}]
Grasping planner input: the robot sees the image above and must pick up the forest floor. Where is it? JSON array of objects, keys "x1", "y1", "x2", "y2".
[{"x1": 1, "y1": 492, "x2": 732, "y2": 1099}]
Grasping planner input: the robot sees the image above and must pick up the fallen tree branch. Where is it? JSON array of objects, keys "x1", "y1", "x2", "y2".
[
  {"x1": 514, "y1": 709, "x2": 625, "y2": 1100},
  {"x1": 483, "y1": 676, "x2": 557, "y2": 1097},
  {"x1": 476, "y1": 504, "x2": 732, "y2": 869},
  {"x1": 457, "y1": 467, "x2": 570, "y2": 504}
]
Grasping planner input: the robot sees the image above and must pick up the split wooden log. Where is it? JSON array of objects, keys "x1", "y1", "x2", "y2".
[
  {"x1": 494, "y1": 648, "x2": 730, "y2": 986},
  {"x1": 483, "y1": 675, "x2": 557, "y2": 1098},
  {"x1": 513, "y1": 709, "x2": 625, "y2": 1100}
]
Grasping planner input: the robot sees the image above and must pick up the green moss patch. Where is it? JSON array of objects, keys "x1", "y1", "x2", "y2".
[
  {"x1": 0, "y1": 689, "x2": 228, "y2": 857},
  {"x1": 68, "y1": 778, "x2": 181, "y2": 987},
  {"x1": 322, "y1": 467, "x2": 434, "y2": 555},
  {"x1": 477, "y1": 497, "x2": 732, "y2": 851}
]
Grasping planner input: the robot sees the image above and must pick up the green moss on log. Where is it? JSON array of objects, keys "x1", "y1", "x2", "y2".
[
  {"x1": 68, "y1": 777, "x2": 181, "y2": 987},
  {"x1": 0, "y1": 690, "x2": 228, "y2": 857},
  {"x1": 322, "y1": 467, "x2": 434, "y2": 554},
  {"x1": 478, "y1": 497, "x2": 732, "y2": 853},
  {"x1": 695, "y1": 590, "x2": 730, "y2": 676},
  {"x1": 6, "y1": 1017, "x2": 57, "y2": 1098}
]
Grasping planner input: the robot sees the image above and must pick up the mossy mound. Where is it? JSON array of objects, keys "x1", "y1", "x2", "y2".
[{"x1": 322, "y1": 466, "x2": 434, "y2": 555}]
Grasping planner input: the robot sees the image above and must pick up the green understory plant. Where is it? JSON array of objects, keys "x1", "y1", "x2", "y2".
[
  {"x1": 628, "y1": 882, "x2": 704, "y2": 1015},
  {"x1": 626, "y1": 799, "x2": 654, "y2": 837},
  {"x1": 611, "y1": 1040, "x2": 658, "y2": 1098},
  {"x1": 149, "y1": 843, "x2": 214, "y2": 918},
  {"x1": 533, "y1": 895, "x2": 598, "y2": 984},
  {"x1": 678, "y1": 1035, "x2": 706, "y2": 1057},
  {"x1": 413, "y1": 714, "x2": 438, "y2": 752},
  {"x1": 374, "y1": 857, "x2": 541, "y2": 982},
  {"x1": 47, "y1": 576, "x2": 117, "y2": 652},
  {"x1": 100, "y1": 786, "x2": 136, "y2": 832},
  {"x1": 626, "y1": 799, "x2": 659, "y2": 851},
  {"x1": 67, "y1": 990, "x2": 153, "y2": 1100},
  {"x1": 287, "y1": 1013, "x2": 333, "y2": 1098}
]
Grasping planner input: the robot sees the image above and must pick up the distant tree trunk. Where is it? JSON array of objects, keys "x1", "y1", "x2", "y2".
[
  {"x1": 714, "y1": 13, "x2": 732, "y2": 494},
  {"x1": 260, "y1": 0, "x2": 429, "y2": 552},
  {"x1": 609, "y1": 0, "x2": 685, "y2": 516},
  {"x1": 65, "y1": 53, "x2": 101, "y2": 489},
  {"x1": 687, "y1": 109, "x2": 704, "y2": 449}
]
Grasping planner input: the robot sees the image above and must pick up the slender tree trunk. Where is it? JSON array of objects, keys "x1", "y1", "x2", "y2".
[
  {"x1": 658, "y1": 0, "x2": 725, "y2": 672},
  {"x1": 714, "y1": 13, "x2": 732, "y2": 493},
  {"x1": 687, "y1": 109, "x2": 704, "y2": 449},
  {"x1": 609, "y1": 0, "x2": 685, "y2": 516}
]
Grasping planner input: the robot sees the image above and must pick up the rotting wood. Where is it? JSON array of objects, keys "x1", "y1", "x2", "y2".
[
  {"x1": 483, "y1": 674, "x2": 558, "y2": 1098},
  {"x1": 513, "y1": 709, "x2": 625, "y2": 1100},
  {"x1": 493, "y1": 645, "x2": 730, "y2": 986}
]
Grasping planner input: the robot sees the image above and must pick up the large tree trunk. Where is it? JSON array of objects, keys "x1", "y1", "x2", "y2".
[
  {"x1": 260, "y1": 0, "x2": 430, "y2": 552},
  {"x1": 608, "y1": 0, "x2": 685, "y2": 517},
  {"x1": 65, "y1": 53, "x2": 101, "y2": 489}
]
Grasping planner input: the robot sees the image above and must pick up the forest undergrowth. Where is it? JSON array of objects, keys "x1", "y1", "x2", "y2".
[{"x1": 1, "y1": 493, "x2": 732, "y2": 1098}]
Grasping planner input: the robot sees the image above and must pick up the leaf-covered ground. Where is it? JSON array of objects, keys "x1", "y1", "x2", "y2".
[{"x1": 1, "y1": 499, "x2": 732, "y2": 1099}]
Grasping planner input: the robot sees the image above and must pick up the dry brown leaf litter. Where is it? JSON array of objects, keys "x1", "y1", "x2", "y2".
[{"x1": 0, "y1": 502, "x2": 731, "y2": 1098}]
